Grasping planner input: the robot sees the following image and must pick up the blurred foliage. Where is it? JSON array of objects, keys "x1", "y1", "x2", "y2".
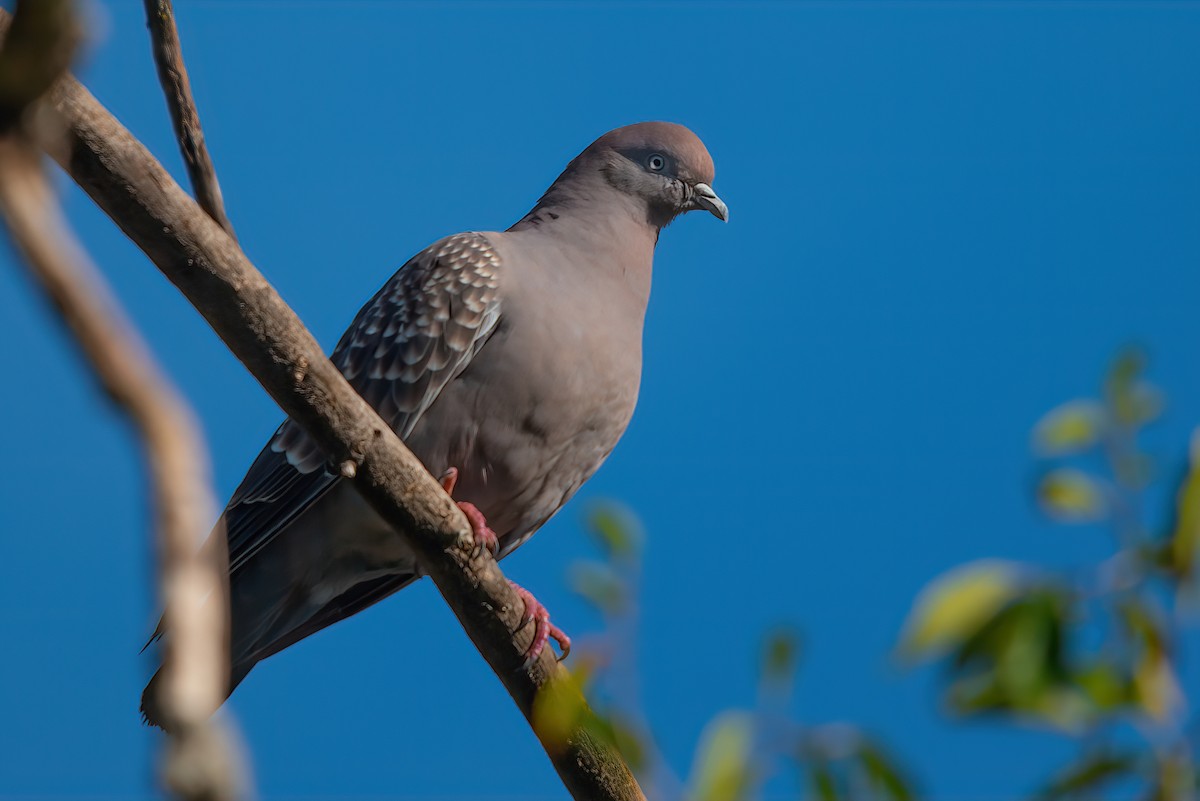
[
  {"x1": 901, "y1": 348, "x2": 1199, "y2": 799},
  {"x1": 536, "y1": 504, "x2": 918, "y2": 801},
  {"x1": 537, "y1": 349, "x2": 1199, "y2": 800},
  {"x1": 898, "y1": 559, "x2": 1027, "y2": 659}
]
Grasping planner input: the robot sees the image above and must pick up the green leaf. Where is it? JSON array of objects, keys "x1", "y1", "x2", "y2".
[
  {"x1": 899, "y1": 560, "x2": 1025, "y2": 659},
  {"x1": 689, "y1": 712, "x2": 756, "y2": 801},
  {"x1": 1104, "y1": 348, "x2": 1162, "y2": 428},
  {"x1": 1037, "y1": 469, "x2": 1109, "y2": 523},
  {"x1": 1169, "y1": 430, "x2": 1200, "y2": 583},
  {"x1": 1033, "y1": 400, "x2": 1105, "y2": 456},
  {"x1": 587, "y1": 503, "x2": 643, "y2": 560},
  {"x1": 994, "y1": 600, "x2": 1056, "y2": 704},
  {"x1": 1036, "y1": 750, "x2": 1139, "y2": 800},
  {"x1": 761, "y1": 626, "x2": 802, "y2": 688},
  {"x1": 1119, "y1": 601, "x2": 1184, "y2": 722},
  {"x1": 945, "y1": 589, "x2": 1081, "y2": 724},
  {"x1": 1073, "y1": 661, "x2": 1130, "y2": 712},
  {"x1": 984, "y1": 594, "x2": 1086, "y2": 730},
  {"x1": 531, "y1": 669, "x2": 590, "y2": 752},
  {"x1": 568, "y1": 561, "x2": 629, "y2": 615},
  {"x1": 858, "y1": 740, "x2": 915, "y2": 801},
  {"x1": 808, "y1": 759, "x2": 840, "y2": 801}
]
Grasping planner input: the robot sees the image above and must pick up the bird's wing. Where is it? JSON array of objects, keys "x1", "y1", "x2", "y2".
[
  {"x1": 254, "y1": 573, "x2": 419, "y2": 662},
  {"x1": 223, "y1": 232, "x2": 504, "y2": 575}
]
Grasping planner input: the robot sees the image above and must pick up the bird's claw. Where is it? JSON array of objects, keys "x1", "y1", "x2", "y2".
[
  {"x1": 440, "y1": 467, "x2": 499, "y2": 558},
  {"x1": 509, "y1": 581, "x2": 571, "y2": 670},
  {"x1": 440, "y1": 469, "x2": 564, "y2": 665},
  {"x1": 458, "y1": 501, "x2": 499, "y2": 559}
]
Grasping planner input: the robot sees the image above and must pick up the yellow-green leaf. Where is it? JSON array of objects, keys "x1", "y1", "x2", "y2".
[
  {"x1": 1074, "y1": 662, "x2": 1129, "y2": 711},
  {"x1": 531, "y1": 670, "x2": 589, "y2": 752},
  {"x1": 1033, "y1": 400, "x2": 1105, "y2": 456},
  {"x1": 689, "y1": 712, "x2": 756, "y2": 801},
  {"x1": 587, "y1": 503, "x2": 643, "y2": 560},
  {"x1": 1170, "y1": 430, "x2": 1200, "y2": 584},
  {"x1": 1120, "y1": 601, "x2": 1185, "y2": 722},
  {"x1": 899, "y1": 560, "x2": 1024, "y2": 659},
  {"x1": 1038, "y1": 469, "x2": 1108, "y2": 523},
  {"x1": 1133, "y1": 650, "x2": 1183, "y2": 722}
]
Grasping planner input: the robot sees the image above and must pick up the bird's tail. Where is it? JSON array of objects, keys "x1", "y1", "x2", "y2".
[{"x1": 139, "y1": 661, "x2": 254, "y2": 731}]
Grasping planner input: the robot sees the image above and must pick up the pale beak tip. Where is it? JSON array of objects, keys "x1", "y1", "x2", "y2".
[{"x1": 692, "y1": 182, "x2": 729, "y2": 223}]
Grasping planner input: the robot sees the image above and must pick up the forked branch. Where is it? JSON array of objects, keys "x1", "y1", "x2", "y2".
[{"x1": 142, "y1": 0, "x2": 236, "y2": 239}]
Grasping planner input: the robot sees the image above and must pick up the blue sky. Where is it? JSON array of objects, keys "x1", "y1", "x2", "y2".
[{"x1": 2, "y1": 1, "x2": 1199, "y2": 798}]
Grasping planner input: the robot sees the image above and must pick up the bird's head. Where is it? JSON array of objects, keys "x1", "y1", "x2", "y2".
[{"x1": 590, "y1": 122, "x2": 728, "y2": 227}]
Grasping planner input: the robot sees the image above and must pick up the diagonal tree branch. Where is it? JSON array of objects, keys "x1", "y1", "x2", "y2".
[
  {"x1": 0, "y1": 4, "x2": 242, "y2": 800},
  {"x1": 0, "y1": 9, "x2": 645, "y2": 799},
  {"x1": 142, "y1": 0, "x2": 236, "y2": 240}
]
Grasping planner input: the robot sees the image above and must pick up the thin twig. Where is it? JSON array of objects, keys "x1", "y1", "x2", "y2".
[
  {"x1": 0, "y1": 8, "x2": 647, "y2": 798},
  {"x1": 142, "y1": 0, "x2": 236, "y2": 240},
  {"x1": 0, "y1": 4, "x2": 242, "y2": 799}
]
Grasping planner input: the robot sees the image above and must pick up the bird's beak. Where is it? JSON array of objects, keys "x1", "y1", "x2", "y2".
[{"x1": 691, "y1": 182, "x2": 729, "y2": 222}]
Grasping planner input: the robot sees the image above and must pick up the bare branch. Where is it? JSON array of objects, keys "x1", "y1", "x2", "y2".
[
  {"x1": 0, "y1": 8, "x2": 645, "y2": 798},
  {"x1": 0, "y1": 12, "x2": 243, "y2": 801},
  {"x1": 142, "y1": 0, "x2": 236, "y2": 240}
]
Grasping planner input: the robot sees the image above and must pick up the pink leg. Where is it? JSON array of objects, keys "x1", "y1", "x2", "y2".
[
  {"x1": 440, "y1": 467, "x2": 499, "y2": 557},
  {"x1": 510, "y1": 581, "x2": 572, "y2": 670}
]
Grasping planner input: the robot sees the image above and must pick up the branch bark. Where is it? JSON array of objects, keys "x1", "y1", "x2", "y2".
[
  {"x1": 0, "y1": 5, "x2": 242, "y2": 799},
  {"x1": 142, "y1": 0, "x2": 236, "y2": 240},
  {"x1": 0, "y1": 8, "x2": 645, "y2": 799}
]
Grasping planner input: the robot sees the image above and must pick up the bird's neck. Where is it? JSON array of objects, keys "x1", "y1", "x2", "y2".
[
  {"x1": 508, "y1": 166, "x2": 660, "y2": 306},
  {"x1": 512, "y1": 157, "x2": 658, "y2": 228}
]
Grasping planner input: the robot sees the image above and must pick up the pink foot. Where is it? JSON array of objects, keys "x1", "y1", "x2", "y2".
[
  {"x1": 458, "y1": 501, "x2": 499, "y2": 558},
  {"x1": 440, "y1": 467, "x2": 499, "y2": 558},
  {"x1": 510, "y1": 581, "x2": 571, "y2": 670}
]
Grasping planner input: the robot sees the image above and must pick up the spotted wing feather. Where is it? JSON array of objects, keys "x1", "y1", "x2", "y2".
[{"x1": 223, "y1": 233, "x2": 503, "y2": 575}]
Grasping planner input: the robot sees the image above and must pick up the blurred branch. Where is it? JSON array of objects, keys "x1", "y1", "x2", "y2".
[
  {"x1": 0, "y1": 7, "x2": 644, "y2": 799},
  {"x1": 0, "y1": 0, "x2": 77, "y2": 129},
  {"x1": 142, "y1": 0, "x2": 236, "y2": 240},
  {"x1": 0, "y1": 4, "x2": 242, "y2": 800}
]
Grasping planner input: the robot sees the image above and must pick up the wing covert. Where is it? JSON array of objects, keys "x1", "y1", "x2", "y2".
[{"x1": 223, "y1": 232, "x2": 504, "y2": 575}]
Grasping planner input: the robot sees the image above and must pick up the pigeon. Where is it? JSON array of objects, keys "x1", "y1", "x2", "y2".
[{"x1": 141, "y1": 121, "x2": 727, "y2": 727}]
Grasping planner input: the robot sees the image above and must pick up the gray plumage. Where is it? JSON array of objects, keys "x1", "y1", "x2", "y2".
[{"x1": 142, "y1": 121, "x2": 726, "y2": 726}]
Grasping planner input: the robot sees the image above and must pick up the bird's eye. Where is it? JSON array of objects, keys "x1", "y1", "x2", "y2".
[{"x1": 647, "y1": 154, "x2": 666, "y2": 172}]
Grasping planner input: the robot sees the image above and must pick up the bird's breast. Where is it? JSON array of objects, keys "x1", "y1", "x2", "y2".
[{"x1": 404, "y1": 248, "x2": 647, "y2": 544}]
